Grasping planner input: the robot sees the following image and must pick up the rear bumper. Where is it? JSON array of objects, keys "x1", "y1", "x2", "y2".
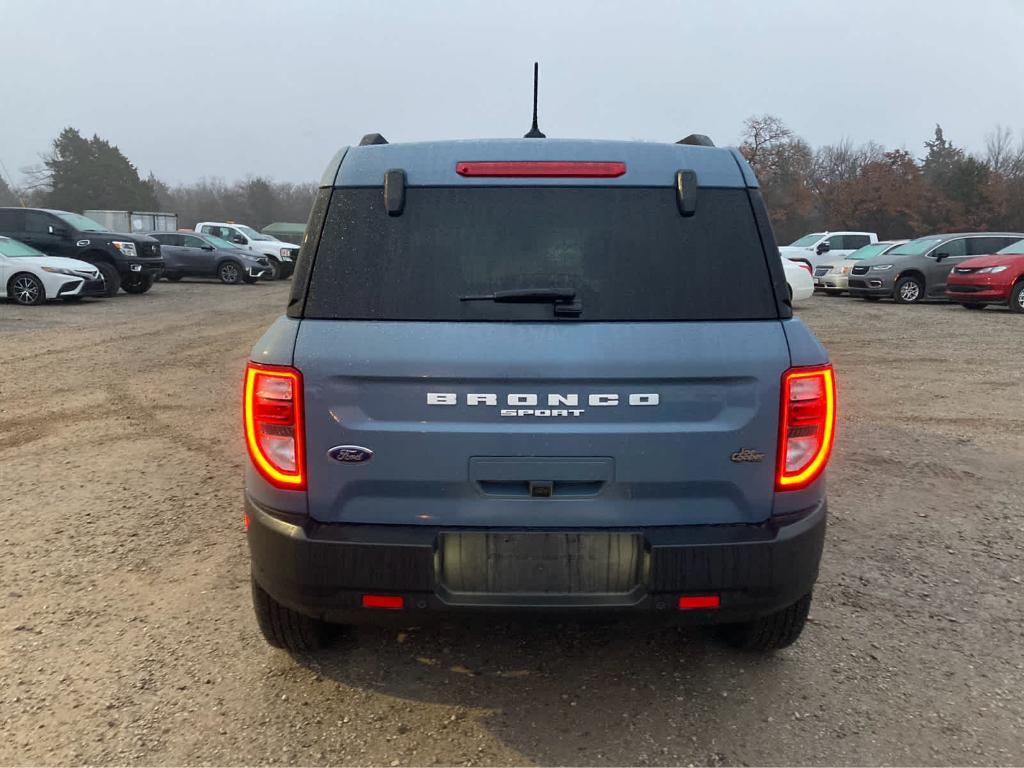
[{"x1": 247, "y1": 497, "x2": 826, "y2": 625}]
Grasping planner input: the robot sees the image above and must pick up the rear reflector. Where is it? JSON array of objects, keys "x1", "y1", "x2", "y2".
[
  {"x1": 362, "y1": 594, "x2": 405, "y2": 610},
  {"x1": 456, "y1": 161, "x2": 626, "y2": 178},
  {"x1": 678, "y1": 595, "x2": 720, "y2": 610},
  {"x1": 243, "y1": 362, "x2": 305, "y2": 490},
  {"x1": 776, "y1": 365, "x2": 836, "y2": 491}
]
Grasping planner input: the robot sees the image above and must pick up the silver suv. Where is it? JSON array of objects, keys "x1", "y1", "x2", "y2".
[{"x1": 847, "y1": 233, "x2": 1024, "y2": 303}]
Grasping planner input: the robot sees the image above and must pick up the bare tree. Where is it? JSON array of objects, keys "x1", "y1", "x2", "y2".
[
  {"x1": 739, "y1": 115, "x2": 794, "y2": 172},
  {"x1": 984, "y1": 125, "x2": 1016, "y2": 175}
]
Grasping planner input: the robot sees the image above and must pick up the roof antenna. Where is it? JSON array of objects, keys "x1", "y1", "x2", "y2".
[{"x1": 523, "y1": 62, "x2": 546, "y2": 138}]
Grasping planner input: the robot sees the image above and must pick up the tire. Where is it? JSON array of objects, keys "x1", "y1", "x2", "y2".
[
  {"x1": 164, "y1": 274, "x2": 183, "y2": 282},
  {"x1": 251, "y1": 575, "x2": 328, "y2": 653},
  {"x1": 960, "y1": 303, "x2": 987, "y2": 310},
  {"x1": 94, "y1": 262, "x2": 121, "y2": 297},
  {"x1": 8, "y1": 273, "x2": 46, "y2": 305},
  {"x1": 218, "y1": 260, "x2": 243, "y2": 284},
  {"x1": 1010, "y1": 282, "x2": 1024, "y2": 314},
  {"x1": 719, "y1": 592, "x2": 812, "y2": 652},
  {"x1": 264, "y1": 259, "x2": 280, "y2": 281},
  {"x1": 122, "y1": 274, "x2": 154, "y2": 294},
  {"x1": 242, "y1": 274, "x2": 258, "y2": 284},
  {"x1": 894, "y1": 275, "x2": 925, "y2": 304}
]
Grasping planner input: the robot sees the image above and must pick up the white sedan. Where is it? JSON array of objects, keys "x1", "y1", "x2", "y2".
[
  {"x1": 0, "y1": 236, "x2": 106, "y2": 305},
  {"x1": 782, "y1": 256, "x2": 814, "y2": 303}
]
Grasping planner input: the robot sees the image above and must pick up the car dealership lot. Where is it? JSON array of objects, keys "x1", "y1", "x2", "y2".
[{"x1": 1, "y1": 285, "x2": 1022, "y2": 766}]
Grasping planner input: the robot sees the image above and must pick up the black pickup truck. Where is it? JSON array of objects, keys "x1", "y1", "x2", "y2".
[{"x1": 0, "y1": 207, "x2": 163, "y2": 296}]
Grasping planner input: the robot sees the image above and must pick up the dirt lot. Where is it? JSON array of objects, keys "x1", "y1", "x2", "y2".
[{"x1": 1, "y1": 281, "x2": 1021, "y2": 766}]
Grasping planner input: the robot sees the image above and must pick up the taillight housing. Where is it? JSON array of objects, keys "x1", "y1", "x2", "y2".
[
  {"x1": 776, "y1": 364, "x2": 836, "y2": 491},
  {"x1": 244, "y1": 362, "x2": 305, "y2": 490}
]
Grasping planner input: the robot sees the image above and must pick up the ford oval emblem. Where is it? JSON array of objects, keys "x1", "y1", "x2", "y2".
[{"x1": 328, "y1": 445, "x2": 373, "y2": 463}]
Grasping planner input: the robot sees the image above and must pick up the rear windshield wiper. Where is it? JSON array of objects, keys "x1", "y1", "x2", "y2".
[
  {"x1": 460, "y1": 288, "x2": 576, "y2": 303},
  {"x1": 460, "y1": 288, "x2": 581, "y2": 317}
]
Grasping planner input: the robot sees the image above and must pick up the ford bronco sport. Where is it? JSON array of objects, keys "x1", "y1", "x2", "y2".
[{"x1": 244, "y1": 133, "x2": 836, "y2": 654}]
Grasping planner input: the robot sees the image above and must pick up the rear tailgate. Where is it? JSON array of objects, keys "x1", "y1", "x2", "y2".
[{"x1": 295, "y1": 320, "x2": 788, "y2": 527}]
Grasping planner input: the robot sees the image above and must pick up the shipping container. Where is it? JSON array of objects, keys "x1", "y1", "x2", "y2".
[{"x1": 84, "y1": 210, "x2": 178, "y2": 234}]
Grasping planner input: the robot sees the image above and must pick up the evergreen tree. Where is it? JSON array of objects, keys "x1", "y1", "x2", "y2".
[{"x1": 42, "y1": 127, "x2": 157, "y2": 212}]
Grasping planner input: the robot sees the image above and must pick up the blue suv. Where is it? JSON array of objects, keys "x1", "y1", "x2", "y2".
[{"x1": 243, "y1": 133, "x2": 836, "y2": 653}]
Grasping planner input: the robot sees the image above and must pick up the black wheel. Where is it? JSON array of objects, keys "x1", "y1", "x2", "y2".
[
  {"x1": 862, "y1": 296, "x2": 881, "y2": 302},
  {"x1": 164, "y1": 273, "x2": 183, "y2": 282},
  {"x1": 719, "y1": 593, "x2": 812, "y2": 652},
  {"x1": 122, "y1": 274, "x2": 154, "y2": 294},
  {"x1": 8, "y1": 273, "x2": 46, "y2": 305},
  {"x1": 218, "y1": 260, "x2": 243, "y2": 284},
  {"x1": 94, "y1": 262, "x2": 121, "y2": 297},
  {"x1": 251, "y1": 575, "x2": 328, "y2": 652},
  {"x1": 960, "y1": 303, "x2": 987, "y2": 310},
  {"x1": 264, "y1": 259, "x2": 280, "y2": 281},
  {"x1": 1010, "y1": 282, "x2": 1024, "y2": 315},
  {"x1": 894, "y1": 275, "x2": 924, "y2": 304}
]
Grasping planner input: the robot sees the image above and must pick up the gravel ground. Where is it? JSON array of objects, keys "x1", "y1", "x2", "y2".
[{"x1": 1, "y1": 281, "x2": 1021, "y2": 766}]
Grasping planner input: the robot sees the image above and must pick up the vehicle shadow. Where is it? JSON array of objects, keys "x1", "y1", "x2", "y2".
[{"x1": 295, "y1": 617, "x2": 798, "y2": 765}]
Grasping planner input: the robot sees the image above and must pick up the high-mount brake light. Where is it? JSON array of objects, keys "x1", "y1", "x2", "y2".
[
  {"x1": 455, "y1": 161, "x2": 626, "y2": 178},
  {"x1": 777, "y1": 365, "x2": 836, "y2": 491},
  {"x1": 243, "y1": 362, "x2": 305, "y2": 490}
]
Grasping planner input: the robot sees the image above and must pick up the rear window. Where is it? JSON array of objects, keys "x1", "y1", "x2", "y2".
[{"x1": 303, "y1": 186, "x2": 779, "y2": 321}]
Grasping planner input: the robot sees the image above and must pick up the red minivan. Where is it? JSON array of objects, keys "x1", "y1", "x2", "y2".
[{"x1": 946, "y1": 238, "x2": 1024, "y2": 313}]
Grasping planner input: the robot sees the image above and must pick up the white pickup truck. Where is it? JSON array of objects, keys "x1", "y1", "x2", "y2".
[
  {"x1": 779, "y1": 231, "x2": 879, "y2": 270},
  {"x1": 194, "y1": 221, "x2": 299, "y2": 280}
]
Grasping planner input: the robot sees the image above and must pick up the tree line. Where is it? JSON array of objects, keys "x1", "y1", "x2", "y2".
[
  {"x1": 2, "y1": 127, "x2": 316, "y2": 229},
  {"x1": 3, "y1": 121, "x2": 1024, "y2": 241},
  {"x1": 740, "y1": 115, "x2": 1024, "y2": 243}
]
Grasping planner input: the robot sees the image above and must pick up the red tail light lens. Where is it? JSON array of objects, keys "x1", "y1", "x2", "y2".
[
  {"x1": 456, "y1": 161, "x2": 626, "y2": 178},
  {"x1": 799, "y1": 262, "x2": 813, "y2": 275},
  {"x1": 244, "y1": 362, "x2": 305, "y2": 490},
  {"x1": 777, "y1": 365, "x2": 836, "y2": 491}
]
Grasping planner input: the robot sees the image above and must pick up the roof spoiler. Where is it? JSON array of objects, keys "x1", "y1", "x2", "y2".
[
  {"x1": 676, "y1": 134, "x2": 715, "y2": 147},
  {"x1": 359, "y1": 133, "x2": 389, "y2": 146}
]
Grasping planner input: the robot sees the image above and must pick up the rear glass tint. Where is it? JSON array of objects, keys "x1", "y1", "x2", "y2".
[{"x1": 303, "y1": 186, "x2": 778, "y2": 321}]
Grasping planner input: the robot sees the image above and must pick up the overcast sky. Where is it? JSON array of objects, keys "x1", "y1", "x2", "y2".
[{"x1": 2, "y1": 0, "x2": 1023, "y2": 186}]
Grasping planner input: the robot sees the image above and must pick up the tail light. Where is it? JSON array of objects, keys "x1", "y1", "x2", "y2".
[
  {"x1": 799, "y1": 262, "x2": 813, "y2": 275},
  {"x1": 777, "y1": 365, "x2": 836, "y2": 491},
  {"x1": 243, "y1": 362, "x2": 305, "y2": 490}
]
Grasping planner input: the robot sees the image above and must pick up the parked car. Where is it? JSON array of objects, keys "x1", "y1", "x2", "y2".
[
  {"x1": 813, "y1": 240, "x2": 907, "y2": 295},
  {"x1": 779, "y1": 231, "x2": 879, "y2": 270},
  {"x1": 245, "y1": 133, "x2": 835, "y2": 654},
  {"x1": 946, "y1": 238, "x2": 1024, "y2": 312},
  {"x1": 0, "y1": 235, "x2": 105, "y2": 305},
  {"x1": 847, "y1": 233, "x2": 1024, "y2": 304},
  {"x1": 194, "y1": 221, "x2": 298, "y2": 280},
  {"x1": 0, "y1": 207, "x2": 163, "y2": 297},
  {"x1": 149, "y1": 232, "x2": 273, "y2": 284},
  {"x1": 783, "y1": 255, "x2": 814, "y2": 302}
]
